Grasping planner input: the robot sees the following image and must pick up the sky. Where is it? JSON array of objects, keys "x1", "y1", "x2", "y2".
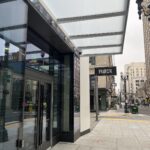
[{"x1": 115, "y1": 0, "x2": 145, "y2": 91}]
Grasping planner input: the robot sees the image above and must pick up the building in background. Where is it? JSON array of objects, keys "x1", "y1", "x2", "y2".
[
  {"x1": 124, "y1": 62, "x2": 146, "y2": 99},
  {"x1": 142, "y1": 0, "x2": 150, "y2": 93},
  {"x1": 136, "y1": 0, "x2": 150, "y2": 95},
  {"x1": 89, "y1": 55, "x2": 116, "y2": 111}
]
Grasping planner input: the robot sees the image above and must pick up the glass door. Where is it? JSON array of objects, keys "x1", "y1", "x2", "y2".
[
  {"x1": 23, "y1": 79, "x2": 38, "y2": 150},
  {"x1": 37, "y1": 83, "x2": 52, "y2": 150},
  {"x1": 23, "y1": 69, "x2": 53, "y2": 150}
]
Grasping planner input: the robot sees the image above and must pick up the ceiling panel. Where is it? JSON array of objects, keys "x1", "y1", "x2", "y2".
[
  {"x1": 30, "y1": 0, "x2": 130, "y2": 56},
  {"x1": 71, "y1": 35, "x2": 123, "y2": 47},
  {"x1": 40, "y1": 0, "x2": 127, "y2": 18}
]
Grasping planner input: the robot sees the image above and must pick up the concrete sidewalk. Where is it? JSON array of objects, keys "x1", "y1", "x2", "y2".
[{"x1": 52, "y1": 110, "x2": 150, "y2": 150}]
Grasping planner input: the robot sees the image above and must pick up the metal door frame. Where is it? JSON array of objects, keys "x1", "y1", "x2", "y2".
[{"x1": 25, "y1": 68, "x2": 53, "y2": 150}]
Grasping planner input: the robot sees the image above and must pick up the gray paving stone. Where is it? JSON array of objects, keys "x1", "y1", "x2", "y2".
[
  {"x1": 52, "y1": 110, "x2": 150, "y2": 150},
  {"x1": 77, "y1": 145, "x2": 91, "y2": 150},
  {"x1": 52, "y1": 143, "x2": 79, "y2": 150}
]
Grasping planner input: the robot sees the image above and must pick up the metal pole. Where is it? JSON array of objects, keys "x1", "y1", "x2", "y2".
[
  {"x1": 124, "y1": 79, "x2": 127, "y2": 100},
  {"x1": 94, "y1": 76, "x2": 99, "y2": 121},
  {"x1": 0, "y1": 42, "x2": 9, "y2": 142},
  {"x1": 120, "y1": 91, "x2": 122, "y2": 106},
  {"x1": 124, "y1": 79, "x2": 128, "y2": 113}
]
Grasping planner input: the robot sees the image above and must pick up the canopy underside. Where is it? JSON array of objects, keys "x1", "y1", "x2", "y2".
[{"x1": 38, "y1": 0, "x2": 130, "y2": 56}]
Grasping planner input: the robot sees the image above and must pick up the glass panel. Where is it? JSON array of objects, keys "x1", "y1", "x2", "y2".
[
  {"x1": 0, "y1": 38, "x2": 25, "y2": 150},
  {"x1": 38, "y1": 83, "x2": 51, "y2": 146},
  {"x1": 26, "y1": 53, "x2": 49, "y2": 60},
  {"x1": 74, "y1": 56, "x2": 80, "y2": 136},
  {"x1": 23, "y1": 79, "x2": 38, "y2": 150},
  {"x1": 71, "y1": 35, "x2": 123, "y2": 47},
  {"x1": 26, "y1": 43, "x2": 50, "y2": 74},
  {"x1": 0, "y1": 0, "x2": 28, "y2": 28},
  {"x1": 26, "y1": 44, "x2": 41, "y2": 52},
  {"x1": 29, "y1": 0, "x2": 129, "y2": 55},
  {"x1": 30, "y1": 0, "x2": 129, "y2": 55},
  {"x1": 44, "y1": 83, "x2": 51, "y2": 142},
  {"x1": 0, "y1": 1, "x2": 28, "y2": 149},
  {"x1": 0, "y1": 29, "x2": 27, "y2": 43},
  {"x1": 62, "y1": 55, "x2": 71, "y2": 132},
  {"x1": 41, "y1": 0, "x2": 127, "y2": 18},
  {"x1": 60, "y1": 16, "x2": 125, "y2": 35},
  {"x1": 53, "y1": 61, "x2": 61, "y2": 136},
  {"x1": 81, "y1": 47, "x2": 122, "y2": 55}
]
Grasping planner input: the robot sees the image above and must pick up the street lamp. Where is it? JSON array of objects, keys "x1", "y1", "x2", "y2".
[{"x1": 120, "y1": 72, "x2": 129, "y2": 113}]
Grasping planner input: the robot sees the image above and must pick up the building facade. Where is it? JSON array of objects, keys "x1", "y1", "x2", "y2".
[
  {"x1": 143, "y1": 0, "x2": 150, "y2": 84},
  {"x1": 124, "y1": 62, "x2": 146, "y2": 98},
  {"x1": 136, "y1": 0, "x2": 150, "y2": 94},
  {"x1": 89, "y1": 55, "x2": 115, "y2": 111},
  {"x1": 0, "y1": 1, "x2": 81, "y2": 150}
]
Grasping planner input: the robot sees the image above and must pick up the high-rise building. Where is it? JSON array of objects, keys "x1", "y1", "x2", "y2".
[
  {"x1": 142, "y1": 0, "x2": 150, "y2": 83},
  {"x1": 124, "y1": 62, "x2": 146, "y2": 97},
  {"x1": 136, "y1": 0, "x2": 150, "y2": 90}
]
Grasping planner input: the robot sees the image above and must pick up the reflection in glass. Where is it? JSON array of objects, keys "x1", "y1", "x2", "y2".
[
  {"x1": 40, "y1": 83, "x2": 51, "y2": 147},
  {"x1": 62, "y1": 55, "x2": 71, "y2": 132},
  {"x1": 0, "y1": 39, "x2": 25, "y2": 150},
  {"x1": 23, "y1": 80, "x2": 38, "y2": 150},
  {"x1": 74, "y1": 56, "x2": 80, "y2": 136},
  {"x1": 26, "y1": 43, "x2": 50, "y2": 73},
  {"x1": 53, "y1": 61, "x2": 61, "y2": 137}
]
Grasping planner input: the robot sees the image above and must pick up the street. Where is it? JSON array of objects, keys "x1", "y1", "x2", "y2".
[
  {"x1": 139, "y1": 106, "x2": 150, "y2": 116},
  {"x1": 52, "y1": 109, "x2": 150, "y2": 150}
]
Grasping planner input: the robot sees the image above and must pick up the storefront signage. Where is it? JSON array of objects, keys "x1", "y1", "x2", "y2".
[{"x1": 95, "y1": 67, "x2": 117, "y2": 76}]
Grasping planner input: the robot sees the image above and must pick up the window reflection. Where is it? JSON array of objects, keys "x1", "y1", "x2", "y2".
[
  {"x1": 23, "y1": 79, "x2": 38, "y2": 150},
  {"x1": 62, "y1": 55, "x2": 71, "y2": 132},
  {"x1": 26, "y1": 43, "x2": 50, "y2": 73},
  {"x1": 0, "y1": 38, "x2": 25, "y2": 150},
  {"x1": 74, "y1": 56, "x2": 80, "y2": 135},
  {"x1": 53, "y1": 61, "x2": 61, "y2": 136}
]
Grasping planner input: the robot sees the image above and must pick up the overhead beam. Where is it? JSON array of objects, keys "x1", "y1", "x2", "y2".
[
  {"x1": 57, "y1": 11, "x2": 126, "y2": 24},
  {"x1": 0, "y1": 33, "x2": 25, "y2": 50},
  {"x1": 78, "y1": 44, "x2": 122, "y2": 50},
  {"x1": 0, "y1": 24, "x2": 27, "y2": 32},
  {"x1": 70, "y1": 31, "x2": 123, "y2": 40},
  {"x1": 81, "y1": 51, "x2": 122, "y2": 57},
  {"x1": 16, "y1": 41, "x2": 28, "y2": 45},
  {"x1": 26, "y1": 50, "x2": 42, "y2": 54},
  {"x1": 0, "y1": 0, "x2": 16, "y2": 4}
]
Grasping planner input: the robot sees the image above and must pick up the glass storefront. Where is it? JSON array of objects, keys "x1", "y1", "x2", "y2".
[
  {"x1": 23, "y1": 41, "x2": 54, "y2": 149},
  {"x1": 0, "y1": 0, "x2": 80, "y2": 149}
]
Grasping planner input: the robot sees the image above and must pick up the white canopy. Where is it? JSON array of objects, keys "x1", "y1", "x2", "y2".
[{"x1": 32, "y1": 0, "x2": 130, "y2": 56}]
